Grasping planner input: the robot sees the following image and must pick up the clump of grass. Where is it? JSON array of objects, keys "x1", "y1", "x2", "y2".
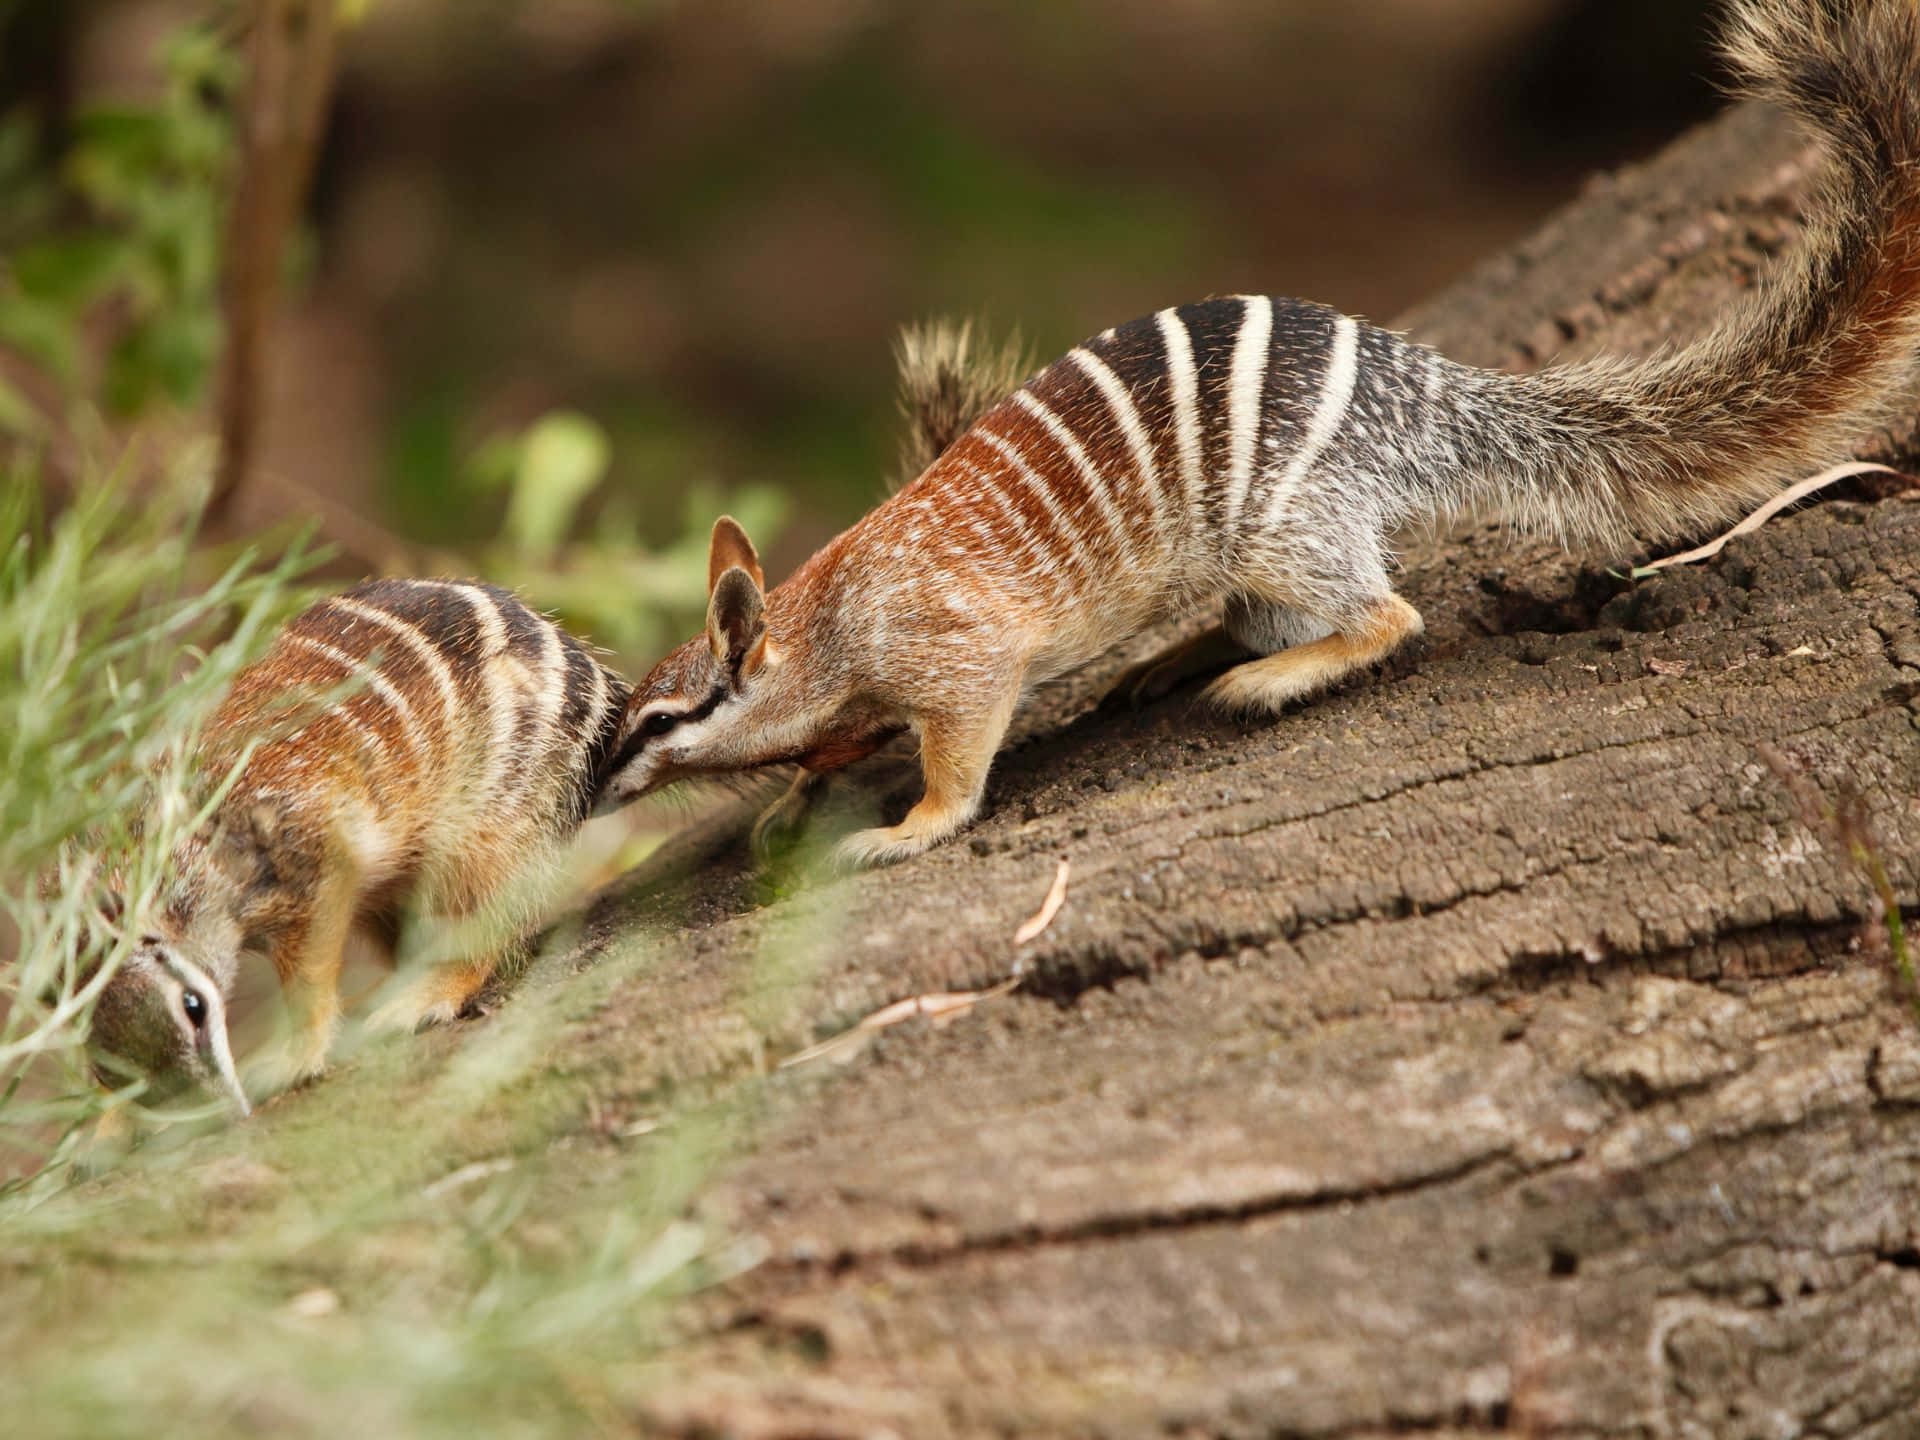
[
  {"x1": 0, "y1": 900, "x2": 777, "y2": 1438},
  {"x1": 1758, "y1": 741, "x2": 1919, "y2": 1027},
  {"x1": 0, "y1": 441, "x2": 313, "y2": 1190},
  {"x1": 0, "y1": 442, "x2": 797, "y2": 1431}
]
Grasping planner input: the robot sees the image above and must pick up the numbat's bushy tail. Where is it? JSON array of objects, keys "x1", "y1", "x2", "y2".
[
  {"x1": 1457, "y1": 0, "x2": 1920, "y2": 544},
  {"x1": 890, "y1": 318, "x2": 1034, "y2": 489},
  {"x1": 597, "y1": 0, "x2": 1920, "y2": 869}
]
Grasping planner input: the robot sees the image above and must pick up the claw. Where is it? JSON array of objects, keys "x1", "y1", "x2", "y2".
[
  {"x1": 751, "y1": 770, "x2": 826, "y2": 862},
  {"x1": 1097, "y1": 627, "x2": 1249, "y2": 709}
]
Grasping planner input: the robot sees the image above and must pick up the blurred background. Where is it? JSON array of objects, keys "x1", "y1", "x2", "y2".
[{"x1": 2, "y1": 0, "x2": 1724, "y2": 626}]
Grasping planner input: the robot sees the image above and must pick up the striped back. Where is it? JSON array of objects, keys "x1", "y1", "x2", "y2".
[
  {"x1": 838, "y1": 295, "x2": 1381, "y2": 673},
  {"x1": 209, "y1": 580, "x2": 629, "y2": 850}
]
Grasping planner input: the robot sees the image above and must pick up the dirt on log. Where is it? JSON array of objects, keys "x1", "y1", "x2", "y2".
[
  {"x1": 577, "y1": 99, "x2": 1920, "y2": 1435},
  {"x1": 18, "y1": 99, "x2": 1920, "y2": 1439}
]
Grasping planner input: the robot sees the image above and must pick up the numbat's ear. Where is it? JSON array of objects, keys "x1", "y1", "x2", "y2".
[
  {"x1": 707, "y1": 515, "x2": 765, "y2": 594},
  {"x1": 707, "y1": 565, "x2": 772, "y2": 674}
]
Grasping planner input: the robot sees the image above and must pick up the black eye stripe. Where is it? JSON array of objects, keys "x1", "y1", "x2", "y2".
[
  {"x1": 680, "y1": 685, "x2": 728, "y2": 726},
  {"x1": 608, "y1": 685, "x2": 728, "y2": 776}
]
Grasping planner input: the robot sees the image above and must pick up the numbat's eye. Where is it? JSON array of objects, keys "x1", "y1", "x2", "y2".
[
  {"x1": 181, "y1": 990, "x2": 208, "y2": 1029},
  {"x1": 641, "y1": 710, "x2": 679, "y2": 738}
]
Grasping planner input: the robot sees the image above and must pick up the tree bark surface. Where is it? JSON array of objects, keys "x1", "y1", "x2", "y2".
[{"x1": 573, "y1": 100, "x2": 1920, "y2": 1436}]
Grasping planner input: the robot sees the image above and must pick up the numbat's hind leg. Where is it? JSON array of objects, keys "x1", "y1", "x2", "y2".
[
  {"x1": 1207, "y1": 595, "x2": 1422, "y2": 715},
  {"x1": 1105, "y1": 598, "x2": 1337, "y2": 708}
]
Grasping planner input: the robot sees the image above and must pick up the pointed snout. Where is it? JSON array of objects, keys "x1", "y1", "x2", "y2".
[
  {"x1": 217, "y1": 1066, "x2": 253, "y2": 1120},
  {"x1": 199, "y1": 1013, "x2": 251, "y2": 1119}
]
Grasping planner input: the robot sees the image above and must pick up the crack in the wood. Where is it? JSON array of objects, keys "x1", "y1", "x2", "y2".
[
  {"x1": 1224, "y1": 1407, "x2": 1518, "y2": 1440},
  {"x1": 1154, "y1": 691, "x2": 1902, "y2": 879},
  {"x1": 755, "y1": 1148, "x2": 1519, "y2": 1280},
  {"x1": 1150, "y1": 729, "x2": 1694, "y2": 869},
  {"x1": 1015, "y1": 886, "x2": 1873, "y2": 1020},
  {"x1": 1863, "y1": 1043, "x2": 1920, "y2": 1110}
]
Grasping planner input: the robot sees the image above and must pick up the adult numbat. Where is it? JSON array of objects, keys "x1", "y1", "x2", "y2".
[
  {"x1": 596, "y1": 0, "x2": 1920, "y2": 868},
  {"x1": 88, "y1": 580, "x2": 629, "y2": 1113}
]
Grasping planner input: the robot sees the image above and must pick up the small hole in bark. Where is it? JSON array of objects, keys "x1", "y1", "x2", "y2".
[
  {"x1": 1548, "y1": 1246, "x2": 1579, "y2": 1278},
  {"x1": 1885, "y1": 1246, "x2": 1920, "y2": 1269},
  {"x1": 1488, "y1": 1401, "x2": 1512, "y2": 1429},
  {"x1": 788, "y1": 1323, "x2": 831, "y2": 1365},
  {"x1": 1474, "y1": 1244, "x2": 1492, "y2": 1265}
]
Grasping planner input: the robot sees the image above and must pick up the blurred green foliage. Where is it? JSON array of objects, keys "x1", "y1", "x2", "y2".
[
  {"x1": 464, "y1": 407, "x2": 786, "y2": 660},
  {"x1": 0, "y1": 13, "x2": 304, "y2": 1186},
  {"x1": 343, "y1": 3, "x2": 1202, "y2": 563},
  {"x1": 0, "y1": 24, "x2": 237, "y2": 418}
]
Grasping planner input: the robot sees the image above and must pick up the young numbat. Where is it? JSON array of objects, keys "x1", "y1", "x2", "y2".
[
  {"x1": 89, "y1": 579, "x2": 629, "y2": 1114},
  {"x1": 596, "y1": 0, "x2": 1920, "y2": 868}
]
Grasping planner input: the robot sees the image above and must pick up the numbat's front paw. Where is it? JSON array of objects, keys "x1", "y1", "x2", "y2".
[
  {"x1": 832, "y1": 799, "x2": 978, "y2": 868},
  {"x1": 833, "y1": 823, "x2": 943, "y2": 869},
  {"x1": 364, "y1": 992, "x2": 455, "y2": 1036},
  {"x1": 363, "y1": 973, "x2": 484, "y2": 1036},
  {"x1": 243, "y1": 1044, "x2": 326, "y2": 1101}
]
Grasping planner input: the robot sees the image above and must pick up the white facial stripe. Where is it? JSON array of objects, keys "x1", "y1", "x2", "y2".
[
  {"x1": 159, "y1": 953, "x2": 214, "y2": 994},
  {"x1": 1263, "y1": 312, "x2": 1359, "y2": 527},
  {"x1": 156, "y1": 954, "x2": 249, "y2": 1115},
  {"x1": 634, "y1": 700, "x2": 695, "y2": 726},
  {"x1": 329, "y1": 596, "x2": 460, "y2": 732},
  {"x1": 598, "y1": 683, "x2": 731, "y2": 810},
  {"x1": 1223, "y1": 294, "x2": 1274, "y2": 532},
  {"x1": 1156, "y1": 307, "x2": 1204, "y2": 512},
  {"x1": 288, "y1": 635, "x2": 427, "y2": 763},
  {"x1": 203, "y1": 1008, "x2": 250, "y2": 1116}
]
